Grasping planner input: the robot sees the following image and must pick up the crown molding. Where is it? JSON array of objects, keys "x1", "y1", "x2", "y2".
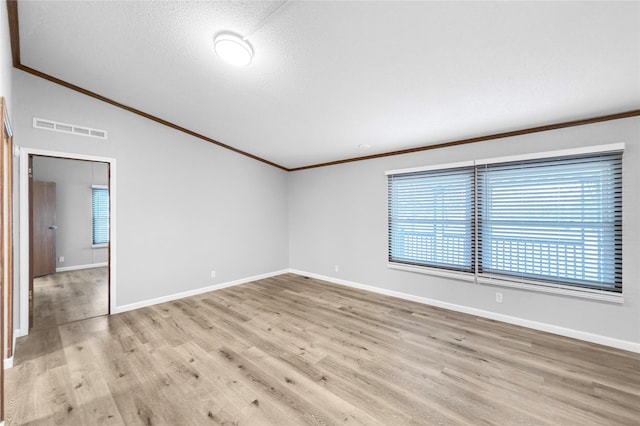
[{"x1": 288, "y1": 110, "x2": 640, "y2": 171}]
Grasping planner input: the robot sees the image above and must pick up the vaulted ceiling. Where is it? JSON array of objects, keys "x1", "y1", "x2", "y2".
[{"x1": 11, "y1": 1, "x2": 640, "y2": 170}]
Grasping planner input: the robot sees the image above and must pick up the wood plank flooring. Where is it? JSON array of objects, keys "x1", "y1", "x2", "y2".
[
  {"x1": 6, "y1": 273, "x2": 640, "y2": 425},
  {"x1": 33, "y1": 267, "x2": 108, "y2": 329}
]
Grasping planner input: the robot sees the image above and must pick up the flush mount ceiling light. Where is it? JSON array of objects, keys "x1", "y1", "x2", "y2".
[
  {"x1": 214, "y1": 1, "x2": 291, "y2": 67},
  {"x1": 214, "y1": 33, "x2": 253, "y2": 66}
]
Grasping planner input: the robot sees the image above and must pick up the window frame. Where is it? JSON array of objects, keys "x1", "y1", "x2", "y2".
[
  {"x1": 91, "y1": 184, "x2": 109, "y2": 248},
  {"x1": 388, "y1": 163, "x2": 476, "y2": 273},
  {"x1": 386, "y1": 143, "x2": 624, "y2": 303}
]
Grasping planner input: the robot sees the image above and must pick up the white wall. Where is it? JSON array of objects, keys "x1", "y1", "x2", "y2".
[
  {"x1": 32, "y1": 157, "x2": 108, "y2": 269},
  {"x1": 289, "y1": 117, "x2": 640, "y2": 350},
  {"x1": 13, "y1": 70, "x2": 289, "y2": 318}
]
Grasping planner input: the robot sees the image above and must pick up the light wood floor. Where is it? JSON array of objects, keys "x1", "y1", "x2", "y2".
[
  {"x1": 6, "y1": 274, "x2": 640, "y2": 425},
  {"x1": 33, "y1": 267, "x2": 108, "y2": 330}
]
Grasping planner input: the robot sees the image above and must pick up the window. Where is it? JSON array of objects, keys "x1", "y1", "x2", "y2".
[
  {"x1": 92, "y1": 186, "x2": 109, "y2": 246},
  {"x1": 387, "y1": 146, "x2": 623, "y2": 295},
  {"x1": 388, "y1": 165, "x2": 475, "y2": 272}
]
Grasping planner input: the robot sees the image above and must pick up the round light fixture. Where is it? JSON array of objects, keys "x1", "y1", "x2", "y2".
[{"x1": 214, "y1": 33, "x2": 253, "y2": 66}]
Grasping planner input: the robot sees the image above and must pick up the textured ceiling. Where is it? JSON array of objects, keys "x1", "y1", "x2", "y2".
[{"x1": 17, "y1": 1, "x2": 640, "y2": 169}]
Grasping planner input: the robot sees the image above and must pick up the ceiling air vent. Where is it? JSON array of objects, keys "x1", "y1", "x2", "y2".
[{"x1": 33, "y1": 117, "x2": 108, "y2": 140}]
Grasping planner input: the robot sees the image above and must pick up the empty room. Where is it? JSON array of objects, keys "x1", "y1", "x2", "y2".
[{"x1": 0, "y1": 0, "x2": 639, "y2": 425}]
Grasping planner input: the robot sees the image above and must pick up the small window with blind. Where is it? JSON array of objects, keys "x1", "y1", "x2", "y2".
[
  {"x1": 92, "y1": 185, "x2": 109, "y2": 246},
  {"x1": 387, "y1": 145, "x2": 623, "y2": 297}
]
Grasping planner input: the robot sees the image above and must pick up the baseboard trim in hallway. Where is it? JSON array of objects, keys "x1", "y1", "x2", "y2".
[{"x1": 55, "y1": 262, "x2": 108, "y2": 273}]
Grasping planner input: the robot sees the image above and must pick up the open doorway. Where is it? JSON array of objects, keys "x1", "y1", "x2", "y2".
[
  {"x1": 18, "y1": 148, "x2": 116, "y2": 337},
  {"x1": 29, "y1": 155, "x2": 109, "y2": 330}
]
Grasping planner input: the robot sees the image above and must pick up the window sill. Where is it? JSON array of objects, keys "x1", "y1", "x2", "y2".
[
  {"x1": 388, "y1": 262, "x2": 624, "y2": 304},
  {"x1": 388, "y1": 262, "x2": 475, "y2": 282},
  {"x1": 92, "y1": 243, "x2": 108, "y2": 249},
  {"x1": 477, "y1": 276, "x2": 623, "y2": 304}
]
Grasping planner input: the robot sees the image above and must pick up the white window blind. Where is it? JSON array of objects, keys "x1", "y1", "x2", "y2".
[
  {"x1": 92, "y1": 186, "x2": 109, "y2": 245},
  {"x1": 387, "y1": 147, "x2": 623, "y2": 294},
  {"x1": 477, "y1": 152, "x2": 622, "y2": 292},
  {"x1": 388, "y1": 167, "x2": 475, "y2": 272}
]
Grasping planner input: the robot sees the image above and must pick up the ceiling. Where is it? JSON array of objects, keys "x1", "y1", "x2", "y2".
[{"x1": 15, "y1": 1, "x2": 640, "y2": 170}]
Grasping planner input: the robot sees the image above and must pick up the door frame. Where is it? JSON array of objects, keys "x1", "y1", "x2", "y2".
[{"x1": 18, "y1": 147, "x2": 116, "y2": 336}]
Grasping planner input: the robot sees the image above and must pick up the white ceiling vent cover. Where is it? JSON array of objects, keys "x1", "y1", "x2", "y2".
[{"x1": 33, "y1": 117, "x2": 108, "y2": 140}]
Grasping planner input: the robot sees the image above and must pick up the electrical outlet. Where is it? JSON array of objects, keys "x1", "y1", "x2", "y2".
[
  {"x1": 334, "y1": 264, "x2": 339, "y2": 272},
  {"x1": 496, "y1": 292, "x2": 503, "y2": 303},
  {"x1": 59, "y1": 256, "x2": 64, "y2": 263},
  {"x1": 211, "y1": 270, "x2": 216, "y2": 279}
]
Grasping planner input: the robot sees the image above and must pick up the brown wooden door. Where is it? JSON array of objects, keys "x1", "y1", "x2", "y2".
[{"x1": 32, "y1": 181, "x2": 57, "y2": 277}]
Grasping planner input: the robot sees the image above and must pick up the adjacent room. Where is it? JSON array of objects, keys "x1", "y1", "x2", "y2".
[
  {"x1": 0, "y1": 1, "x2": 638, "y2": 425},
  {"x1": 30, "y1": 156, "x2": 109, "y2": 329}
]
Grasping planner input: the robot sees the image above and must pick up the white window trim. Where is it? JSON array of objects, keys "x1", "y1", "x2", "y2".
[
  {"x1": 385, "y1": 160, "x2": 474, "y2": 176},
  {"x1": 386, "y1": 143, "x2": 625, "y2": 176},
  {"x1": 388, "y1": 262, "x2": 475, "y2": 283},
  {"x1": 386, "y1": 143, "x2": 625, "y2": 303},
  {"x1": 388, "y1": 261, "x2": 623, "y2": 303},
  {"x1": 475, "y1": 275, "x2": 623, "y2": 303},
  {"x1": 474, "y1": 142, "x2": 625, "y2": 166}
]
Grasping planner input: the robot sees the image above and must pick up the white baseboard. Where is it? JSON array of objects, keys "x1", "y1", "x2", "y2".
[
  {"x1": 4, "y1": 355, "x2": 13, "y2": 369},
  {"x1": 289, "y1": 269, "x2": 640, "y2": 354},
  {"x1": 4, "y1": 330, "x2": 19, "y2": 369},
  {"x1": 113, "y1": 269, "x2": 289, "y2": 314},
  {"x1": 56, "y1": 262, "x2": 108, "y2": 273}
]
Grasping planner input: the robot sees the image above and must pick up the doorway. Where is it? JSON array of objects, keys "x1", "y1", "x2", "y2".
[
  {"x1": 29, "y1": 155, "x2": 110, "y2": 329},
  {"x1": 19, "y1": 148, "x2": 116, "y2": 336}
]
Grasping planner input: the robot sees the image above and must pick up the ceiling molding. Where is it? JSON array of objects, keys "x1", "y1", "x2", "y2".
[
  {"x1": 6, "y1": 0, "x2": 19, "y2": 67},
  {"x1": 288, "y1": 109, "x2": 640, "y2": 171},
  {"x1": 6, "y1": 0, "x2": 640, "y2": 173}
]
